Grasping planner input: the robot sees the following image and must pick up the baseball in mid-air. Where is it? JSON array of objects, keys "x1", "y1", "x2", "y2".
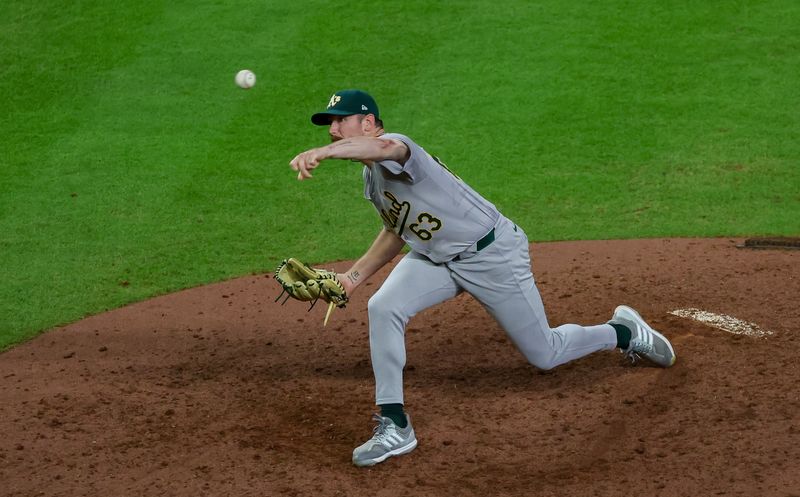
[{"x1": 235, "y1": 69, "x2": 256, "y2": 89}]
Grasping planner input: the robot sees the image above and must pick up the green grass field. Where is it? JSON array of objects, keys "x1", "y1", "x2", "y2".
[{"x1": 1, "y1": 1, "x2": 798, "y2": 349}]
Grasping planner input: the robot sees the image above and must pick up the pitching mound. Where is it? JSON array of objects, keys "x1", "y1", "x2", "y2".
[{"x1": 1, "y1": 238, "x2": 798, "y2": 497}]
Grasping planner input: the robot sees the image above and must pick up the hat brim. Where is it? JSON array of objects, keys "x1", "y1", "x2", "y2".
[{"x1": 311, "y1": 109, "x2": 356, "y2": 126}]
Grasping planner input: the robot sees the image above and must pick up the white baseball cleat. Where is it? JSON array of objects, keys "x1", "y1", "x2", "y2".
[
  {"x1": 352, "y1": 413, "x2": 417, "y2": 467},
  {"x1": 610, "y1": 305, "x2": 676, "y2": 367}
]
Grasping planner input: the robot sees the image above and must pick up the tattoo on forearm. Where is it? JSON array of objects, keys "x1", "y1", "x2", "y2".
[{"x1": 347, "y1": 271, "x2": 360, "y2": 285}]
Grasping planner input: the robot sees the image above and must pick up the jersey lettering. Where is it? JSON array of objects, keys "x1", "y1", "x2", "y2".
[
  {"x1": 380, "y1": 191, "x2": 443, "y2": 241},
  {"x1": 380, "y1": 190, "x2": 411, "y2": 236}
]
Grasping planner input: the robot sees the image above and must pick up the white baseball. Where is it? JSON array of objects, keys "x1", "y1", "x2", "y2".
[{"x1": 235, "y1": 69, "x2": 256, "y2": 89}]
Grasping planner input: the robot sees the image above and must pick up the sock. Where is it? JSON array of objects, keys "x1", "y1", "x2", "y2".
[
  {"x1": 379, "y1": 403, "x2": 407, "y2": 428},
  {"x1": 611, "y1": 323, "x2": 632, "y2": 349}
]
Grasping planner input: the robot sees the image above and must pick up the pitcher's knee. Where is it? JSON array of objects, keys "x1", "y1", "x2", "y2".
[{"x1": 521, "y1": 349, "x2": 560, "y2": 371}]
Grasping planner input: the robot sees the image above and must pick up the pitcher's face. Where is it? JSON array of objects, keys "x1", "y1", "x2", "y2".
[{"x1": 328, "y1": 114, "x2": 368, "y2": 142}]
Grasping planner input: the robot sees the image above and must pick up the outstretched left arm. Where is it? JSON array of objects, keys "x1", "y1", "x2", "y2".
[{"x1": 290, "y1": 137, "x2": 409, "y2": 180}]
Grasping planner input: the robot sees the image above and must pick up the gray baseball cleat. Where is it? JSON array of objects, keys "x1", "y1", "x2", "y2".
[
  {"x1": 610, "y1": 305, "x2": 676, "y2": 367},
  {"x1": 352, "y1": 413, "x2": 418, "y2": 467}
]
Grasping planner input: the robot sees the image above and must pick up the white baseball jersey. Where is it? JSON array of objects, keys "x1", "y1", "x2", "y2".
[
  {"x1": 360, "y1": 132, "x2": 618, "y2": 408},
  {"x1": 363, "y1": 133, "x2": 500, "y2": 262}
]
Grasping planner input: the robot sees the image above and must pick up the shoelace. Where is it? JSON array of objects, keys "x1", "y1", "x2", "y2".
[
  {"x1": 624, "y1": 339, "x2": 654, "y2": 364},
  {"x1": 370, "y1": 415, "x2": 400, "y2": 447}
]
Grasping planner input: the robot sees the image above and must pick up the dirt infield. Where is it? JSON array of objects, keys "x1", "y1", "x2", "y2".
[{"x1": 1, "y1": 238, "x2": 798, "y2": 497}]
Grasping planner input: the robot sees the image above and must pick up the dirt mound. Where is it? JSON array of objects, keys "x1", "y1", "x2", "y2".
[{"x1": 1, "y1": 238, "x2": 798, "y2": 496}]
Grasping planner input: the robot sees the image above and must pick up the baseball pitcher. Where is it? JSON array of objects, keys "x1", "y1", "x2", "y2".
[{"x1": 284, "y1": 89, "x2": 676, "y2": 467}]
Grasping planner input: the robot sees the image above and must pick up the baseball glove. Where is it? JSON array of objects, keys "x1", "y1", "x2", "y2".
[{"x1": 274, "y1": 258, "x2": 348, "y2": 326}]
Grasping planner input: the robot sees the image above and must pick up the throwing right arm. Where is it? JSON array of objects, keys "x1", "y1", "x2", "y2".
[{"x1": 290, "y1": 136, "x2": 410, "y2": 180}]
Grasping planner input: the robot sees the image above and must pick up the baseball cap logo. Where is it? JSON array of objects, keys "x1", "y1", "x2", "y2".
[
  {"x1": 361, "y1": 104, "x2": 368, "y2": 111},
  {"x1": 327, "y1": 94, "x2": 342, "y2": 109}
]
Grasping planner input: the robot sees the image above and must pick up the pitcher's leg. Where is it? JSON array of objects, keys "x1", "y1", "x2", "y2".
[
  {"x1": 492, "y1": 283, "x2": 616, "y2": 369},
  {"x1": 450, "y1": 219, "x2": 616, "y2": 370},
  {"x1": 368, "y1": 252, "x2": 460, "y2": 405}
]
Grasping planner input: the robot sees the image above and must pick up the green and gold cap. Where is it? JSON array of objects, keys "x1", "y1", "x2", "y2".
[{"x1": 311, "y1": 89, "x2": 379, "y2": 125}]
